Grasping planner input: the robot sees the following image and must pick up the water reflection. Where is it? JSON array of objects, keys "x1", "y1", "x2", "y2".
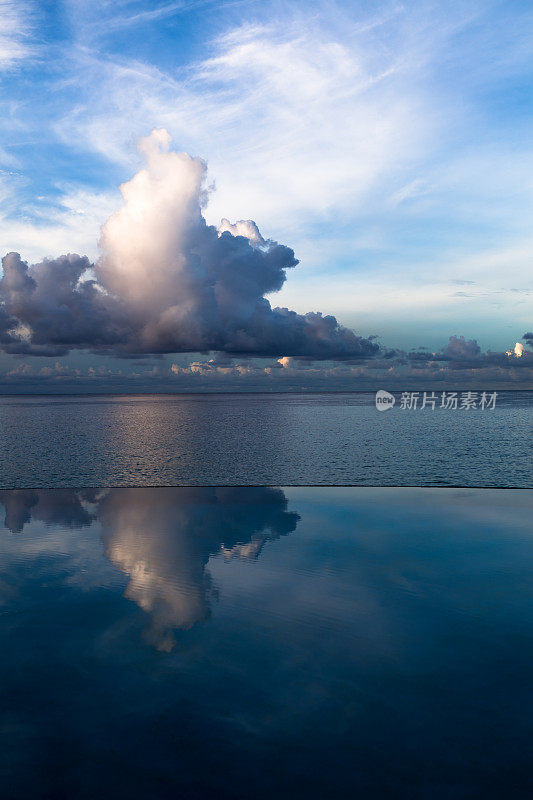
[
  {"x1": 0, "y1": 487, "x2": 299, "y2": 650},
  {"x1": 0, "y1": 488, "x2": 532, "y2": 798},
  {"x1": 0, "y1": 488, "x2": 99, "y2": 533}
]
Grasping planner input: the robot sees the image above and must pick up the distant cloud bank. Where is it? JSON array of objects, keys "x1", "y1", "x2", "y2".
[{"x1": 0, "y1": 330, "x2": 531, "y2": 392}]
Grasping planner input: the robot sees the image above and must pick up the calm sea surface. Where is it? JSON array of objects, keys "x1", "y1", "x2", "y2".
[
  {"x1": 0, "y1": 487, "x2": 531, "y2": 798},
  {"x1": 0, "y1": 391, "x2": 531, "y2": 487}
]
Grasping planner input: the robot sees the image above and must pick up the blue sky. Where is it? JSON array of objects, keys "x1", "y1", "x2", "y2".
[{"x1": 0, "y1": 0, "x2": 532, "y2": 389}]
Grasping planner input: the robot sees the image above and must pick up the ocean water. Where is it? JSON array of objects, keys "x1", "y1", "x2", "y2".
[
  {"x1": 0, "y1": 486, "x2": 531, "y2": 798},
  {"x1": 0, "y1": 391, "x2": 531, "y2": 487}
]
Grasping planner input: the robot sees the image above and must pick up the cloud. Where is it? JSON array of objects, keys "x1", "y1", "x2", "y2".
[
  {"x1": 0, "y1": 250, "x2": 130, "y2": 355},
  {"x1": 441, "y1": 335, "x2": 481, "y2": 361},
  {"x1": 56, "y1": 10, "x2": 423, "y2": 230},
  {"x1": 0, "y1": 0, "x2": 34, "y2": 69},
  {"x1": 0, "y1": 329, "x2": 531, "y2": 392},
  {"x1": 404, "y1": 335, "x2": 533, "y2": 375},
  {"x1": 0, "y1": 130, "x2": 379, "y2": 361},
  {"x1": 1, "y1": 2, "x2": 531, "y2": 353},
  {"x1": 0, "y1": 185, "x2": 121, "y2": 263}
]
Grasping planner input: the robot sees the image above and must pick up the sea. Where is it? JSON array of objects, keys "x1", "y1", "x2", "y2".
[
  {"x1": 0, "y1": 390, "x2": 531, "y2": 487},
  {"x1": 1, "y1": 392, "x2": 531, "y2": 797}
]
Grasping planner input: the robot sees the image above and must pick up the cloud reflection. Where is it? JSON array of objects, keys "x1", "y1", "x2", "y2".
[
  {"x1": 0, "y1": 488, "x2": 99, "y2": 533},
  {"x1": 0, "y1": 487, "x2": 299, "y2": 650}
]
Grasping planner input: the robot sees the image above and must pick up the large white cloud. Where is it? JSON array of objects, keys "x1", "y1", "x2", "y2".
[{"x1": 0, "y1": 130, "x2": 379, "y2": 359}]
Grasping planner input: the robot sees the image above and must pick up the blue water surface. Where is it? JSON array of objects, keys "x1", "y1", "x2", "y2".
[
  {"x1": 0, "y1": 392, "x2": 531, "y2": 487},
  {"x1": 0, "y1": 486, "x2": 531, "y2": 798}
]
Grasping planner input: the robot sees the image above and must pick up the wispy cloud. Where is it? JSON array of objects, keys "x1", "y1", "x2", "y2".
[
  {"x1": 0, "y1": 0, "x2": 34, "y2": 69},
  {"x1": 55, "y1": 7, "x2": 430, "y2": 234}
]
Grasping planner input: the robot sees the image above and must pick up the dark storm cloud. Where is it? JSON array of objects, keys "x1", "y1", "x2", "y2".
[{"x1": 0, "y1": 252, "x2": 128, "y2": 356}]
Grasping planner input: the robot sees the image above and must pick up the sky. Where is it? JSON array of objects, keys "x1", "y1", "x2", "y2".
[{"x1": 0, "y1": 0, "x2": 532, "y2": 391}]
